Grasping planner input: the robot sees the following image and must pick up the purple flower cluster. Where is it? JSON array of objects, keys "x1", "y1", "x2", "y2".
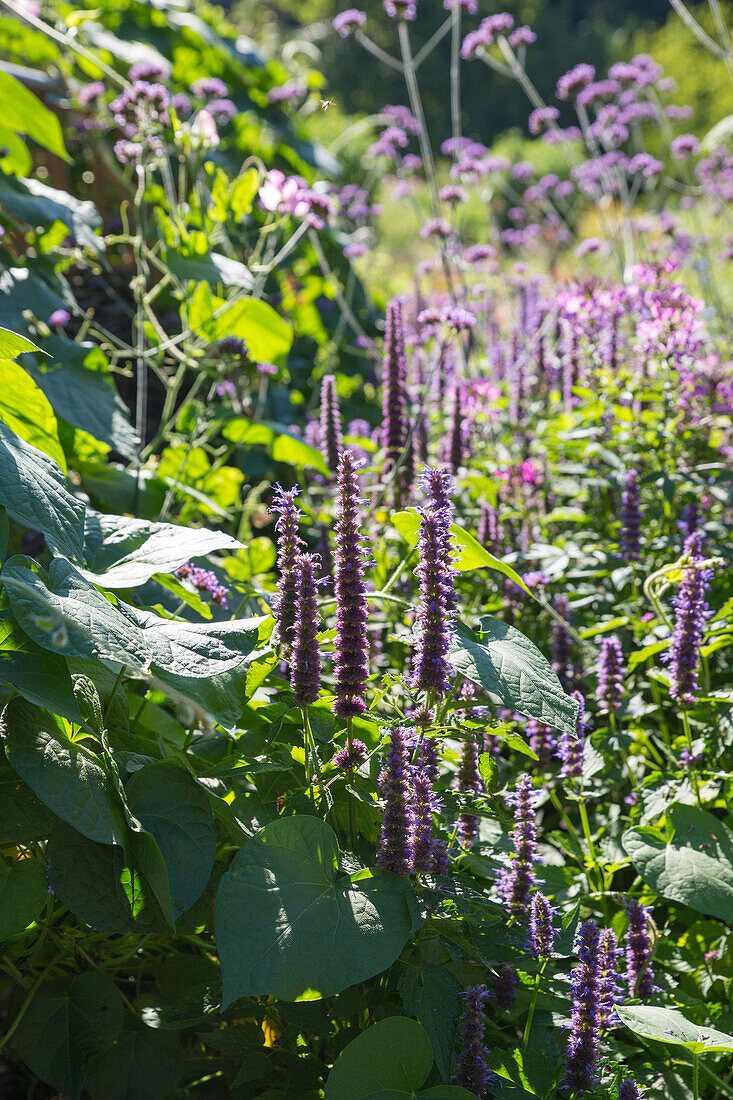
[
  {"x1": 376, "y1": 726, "x2": 414, "y2": 874},
  {"x1": 663, "y1": 531, "x2": 711, "y2": 706},
  {"x1": 620, "y1": 469, "x2": 641, "y2": 562},
  {"x1": 529, "y1": 892, "x2": 557, "y2": 960},
  {"x1": 333, "y1": 450, "x2": 369, "y2": 718},
  {"x1": 381, "y1": 298, "x2": 410, "y2": 502},
  {"x1": 411, "y1": 468, "x2": 456, "y2": 700},
  {"x1": 333, "y1": 739, "x2": 368, "y2": 770},
  {"x1": 320, "y1": 374, "x2": 343, "y2": 474},
  {"x1": 173, "y1": 562, "x2": 228, "y2": 608},
  {"x1": 498, "y1": 775, "x2": 538, "y2": 919},
  {"x1": 597, "y1": 638, "x2": 625, "y2": 713},
  {"x1": 563, "y1": 919, "x2": 601, "y2": 1094},
  {"x1": 454, "y1": 734, "x2": 484, "y2": 848},
  {"x1": 454, "y1": 986, "x2": 491, "y2": 1095},
  {"x1": 290, "y1": 553, "x2": 322, "y2": 707},
  {"x1": 271, "y1": 485, "x2": 305, "y2": 658},
  {"x1": 625, "y1": 899, "x2": 655, "y2": 999},
  {"x1": 598, "y1": 928, "x2": 623, "y2": 1029},
  {"x1": 333, "y1": 8, "x2": 367, "y2": 36},
  {"x1": 558, "y1": 691, "x2": 586, "y2": 779},
  {"x1": 383, "y1": 0, "x2": 417, "y2": 19}
]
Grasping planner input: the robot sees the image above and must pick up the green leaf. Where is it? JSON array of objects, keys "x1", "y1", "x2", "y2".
[
  {"x1": 0, "y1": 764, "x2": 56, "y2": 846},
  {"x1": 125, "y1": 762, "x2": 215, "y2": 918},
  {"x1": 615, "y1": 1004, "x2": 733, "y2": 1054},
  {"x1": 0, "y1": 70, "x2": 68, "y2": 159},
  {"x1": 398, "y1": 964, "x2": 462, "y2": 1083},
  {"x1": 451, "y1": 618, "x2": 579, "y2": 735},
  {"x1": 28, "y1": 346, "x2": 139, "y2": 461},
  {"x1": 191, "y1": 286, "x2": 293, "y2": 362},
  {"x1": 0, "y1": 175, "x2": 102, "y2": 251},
  {"x1": 46, "y1": 821, "x2": 161, "y2": 934},
  {"x1": 2, "y1": 697, "x2": 125, "y2": 845},
  {"x1": 0, "y1": 421, "x2": 85, "y2": 563},
  {"x1": 84, "y1": 1022, "x2": 184, "y2": 1100},
  {"x1": 392, "y1": 511, "x2": 530, "y2": 593},
  {"x1": 10, "y1": 972, "x2": 123, "y2": 1100},
  {"x1": 0, "y1": 589, "x2": 81, "y2": 722},
  {"x1": 166, "y1": 249, "x2": 254, "y2": 290},
  {"x1": 80, "y1": 510, "x2": 241, "y2": 588},
  {"x1": 0, "y1": 325, "x2": 42, "y2": 359},
  {"x1": 0, "y1": 360, "x2": 65, "y2": 470},
  {"x1": 623, "y1": 803, "x2": 733, "y2": 922},
  {"x1": 223, "y1": 417, "x2": 329, "y2": 476},
  {"x1": 0, "y1": 855, "x2": 46, "y2": 939},
  {"x1": 216, "y1": 816, "x2": 414, "y2": 1005},
  {"x1": 325, "y1": 1017, "x2": 476, "y2": 1100}
]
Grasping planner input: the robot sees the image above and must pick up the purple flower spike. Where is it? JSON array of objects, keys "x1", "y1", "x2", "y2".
[
  {"x1": 454, "y1": 986, "x2": 490, "y2": 1096},
  {"x1": 528, "y1": 720, "x2": 557, "y2": 766},
  {"x1": 558, "y1": 690, "x2": 586, "y2": 779},
  {"x1": 448, "y1": 384, "x2": 464, "y2": 474},
  {"x1": 598, "y1": 927, "x2": 622, "y2": 1030},
  {"x1": 625, "y1": 899, "x2": 655, "y2": 999},
  {"x1": 493, "y1": 962, "x2": 518, "y2": 1010},
  {"x1": 333, "y1": 739, "x2": 368, "y2": 770},
  {"x1": 455, "y1": 734, "x2": 484, "y2": 848},
  {"x1": 381, "y1": 298, "x2": 410, "y2": 504},
  {"x1": 552, "y1": 596, "x2": 573, "y2": 690},
  {"x1": 597, "y1": 638, "x2": 625, "y2": 713},
  {"x1": 410, "y1": 769, "x2": 436, "y2": 872},
  {"x1": 563, "y1": 919, "x2": 601, "y2": 1095},
  {"x1": 411, "y1": 468, "x2": 456, "y2": 700},
  {"x1": 529, "y1": 892, "x2": 557, "y2": 960},
  {"x1": 498, "y1": 775, "x2": 538, "y2": 919},
  {"x1": 290, "y1": 554, "x2": 322, "y2": 707},
  {"x1": 334, "y1": 450, "x2": 370, "y2": 718},
  {"x1": 664, "y1": 531, "x2": 711, "y2": 706},
  {"x1": 619, "y1": 1077, "x2": 644, "y2": 1100},
  {"x1": 376, "y1": 727, "x2": 414, "y2": 875},
  {"x1": 477, "y1": 502, "x2": 502, "y2": 553},
  {"x1": 320, "y1": 374, "x2": 343, "y2": 474},
  {"x1": 271, "y1": 485, "x2": 305, "y2": 658},
  {"x1": 620, "y1": 469, "x2": 642, "y2": 561}
]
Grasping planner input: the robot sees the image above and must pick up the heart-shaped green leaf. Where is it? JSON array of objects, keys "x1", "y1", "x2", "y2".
[{"x1": 616, "y1": 1004, "x2": 733, "y2": 1054}]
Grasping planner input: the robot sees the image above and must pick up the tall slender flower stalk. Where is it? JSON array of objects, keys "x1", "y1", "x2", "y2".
[
  {"x1": 597, "y1": 637, "x2": 625, "y2": 713},
  {"x1": 620, "y1": 468, "x2": 641, "y2": 561},
  {"x1": 333, "y1": 450, "x2": 369, "y2": 718},
  {"x1": 499, "y1": 775, "x2": 538, "y2": 919},
  {"x1": 598, "y1": 927, "x2": 622, "y2": 1030},
  {"x1": 290, "y1": 553, "x2": 321, "y2": 707},
  {"x1": 454, "y1": 985, "x2": 490, "y2": 1096},
  {"x1": 376, "y1": 726, "x2": 413, "y2": 874},
  {"x1": 320, "y1": 374, "x2": 343, "y2": 475},
  {"x1": 411, "y1": 467, "x2": 455, "y2": 700},
  {"x1": 664, "y1": 531, "x2": 711, "y2": 706},
  {"x1": 625, "y1": 899, "x2": 655, "y2": 999},
  {"x1": 271, "y1": 485, "x2": 304, "y2": 659},
  {"x1": 455, "y1": 733, "x2": 483, "y2": 848},
  {"x1": 381, "y1": 297, "x2": 410, "y2": 503},
  {"x1": 563, "y1": 919, "x2": 601, "y2": 1095}
]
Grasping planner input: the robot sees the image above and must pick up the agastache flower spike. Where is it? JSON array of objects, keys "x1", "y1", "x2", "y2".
[
  {"x1": 376, "y1": 726, "x2": 414, "y2": 875},
  {"x1": 448, "y1": 384, "x2": 464, "y2": 473},
  {"x1": 411, "y1": 468, "x2": 456, "y2": 700},
  {"x1": 320, "y1": 374, "x2": 343, "y2": 474},
  {"x1": 563, "y1": 919, "x2": 601, "y2": 1095},
  {"x1": 620, "y1": 469, "x2": 642, "y2": 561},
  {"x1": 529, "y1": 892, "x2": 557, "y2": 960},
  {"x1": 598, "y1": 928, "x2": 622, "y2": 1029},
  {"x1": 410, "y1": 769, "x2": 436, "y2": 872},
  {"x1": 493, "y1": 963, "x2": 518, "y2": 1010},
  {"x1": 552, "y1": 596, "x2": 573, "y2": 690},
  {"x1": 625, "y1": 899, "x2": 655, "y2": 999},
  {"x1": 454, "y1": 986, "x2": 490, "y2": 1096},
  {"x1": 290, "y1": 554, "x2": 322, "y2": 707},
  {"x1": 498, "y1": 775, "x2": 538, "y2": 919},
  {"x1": 333, "y1": 450, "x2": 370, "y2": 718},
  {"x1": 618, "y1": 1076, "x2": 644, "y2": 1100},
  {"x1": 664, "y1": 531, "x2": 711, "y2": 706},
  {"x1": 455, "y1": 733, "x2": 484, "y2": 848},
  {"x1": 528, "y1": 719, "x2": 557, "y2": 766},
  {"x1": 558, "y1": 690, "x2": 586, "y2": 779},
  {"x1": 597, "y1": 638, "x2": 625, "y2": 713},
  {"x1": 271, "y1": 485, "x2": 305, "y2": 658},
  {"x1": 381, "y1": 298, "x2": 410, "y2": 503}
]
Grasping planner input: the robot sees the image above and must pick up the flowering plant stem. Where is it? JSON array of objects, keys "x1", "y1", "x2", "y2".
[
  {"x1": 522, "y1": 959, "x2": 547, "y2": 1052},
  {"x1": 346, "y1": 716, "x2": 358, "y2": 850}
]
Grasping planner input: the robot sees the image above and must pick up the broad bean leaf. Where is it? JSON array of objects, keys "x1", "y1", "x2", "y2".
[
  {"x1": 11, "y1": 972, "x2": 123, "y2": 1100},
  {"x1": 0, "y1": 764, "x2": 56, "y2": 845},
  {"x1": 216, "y1": 816, "x2": 414, "y2": 1005},
  {"x1": 0, "y1": 855, "x2": 47, "y2": 939},
  {"x1": 451, "y1": 618, "x2": 579, "y2": 735},
  {"x1": 615, "y1": 1004, "x2": 733, "y2": 1054},
  {"x1": 0, "y1": 589, "x2": 81, "y2": 723},
  {"x1": 0, "y1": 421, "x2": 85, "y2": 563},
  {"x1": 0, "y1": 359, "x2": 65, "y2": 470},
  {"x1": 166, "y1": 249, "x2": 254, "y2": 289},
  {"x1": 125, "y1": 762, "x2": 216, "y2": 917},
  {"x1": 0, "y1": 174, "x2": 101, "y2": 252},
  {"x1": 84, "y1": 1023, "x2": 184, "y2": 1100},
  {"x1": 398, "y1": 964, "x2": 462, "y2": 1083},
  {"x1": 2, "y1": 698, "x2": 124, "y2": 845},
  {"x1": 28, "y1": 349, "x2": 139, "y2": 460},
  {"x1": 623, "y1": 803, "x2": 733, "y2": 922},
  {"x1": 392, "y1": 511, "x2": 530, "y2": 593},
  {"x1": 190, "y1": 285, "x2": 292, "y2": 362},
  {"x1": 0, "y1": 70, "x2": 68, "y2": 160},
  {"x1": 80, "y1": 510, "x2": 241, "y2": 588},
  {"x1": 0, "y1": 326, "x2": 42, "y2": 359},
  {"x1": 325, "y1": 1017, "x2": 475, "y2": 1100}
]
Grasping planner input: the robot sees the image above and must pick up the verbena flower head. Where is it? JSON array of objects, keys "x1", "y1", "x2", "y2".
[
  {"x1": 384, "y1": 0, "x2": 417, "y2": 18},
  {"x1": 376, "y1": 726, "x2": 414, "y2": 874},
  {"x1": 529, "y1": 892, "x2": 557, "y2": 959},
  {"x1": 333, "y1": 450, "x2": 370, "y2": 718},
  {"x1": 271, "y1": 485, "x2": 305, "y2": 658},
  {"x1": 454, "y1": 986, "x2": 491, "y2": 1095},
  {"x1": 498, "y1": 775, "x2": 538, "y2": 918},
  {"x1": 663, "y1": 531, "x2": 711, "y2": 706},
  {"x1": 598, "y1": 927, "x2": 623, "y2": 1030},
  {"x1": 333, "y1": 8, "x2": 367, "y2": 35},
  {"x1": 597, "y1": 637, "x2": 625, "y2": 713},
  {"x1": 411, "y1": 468, "x2": 456, "y2": 699},
  {"x1": 290, "y1": 554, "x2": 322, "y2": 707},
  {"x1": 563, "y1": 920, "x2": 601, "y2": 1095},
  {"x1": 625, "y1": 899, "x2": 655, "y2": 999},
  {"x1": 320, "y1": 374, "x2": 343, "y2": 475},
  {"x1": 620, "y1": 469, "x2": 641, "y2": 562}
]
